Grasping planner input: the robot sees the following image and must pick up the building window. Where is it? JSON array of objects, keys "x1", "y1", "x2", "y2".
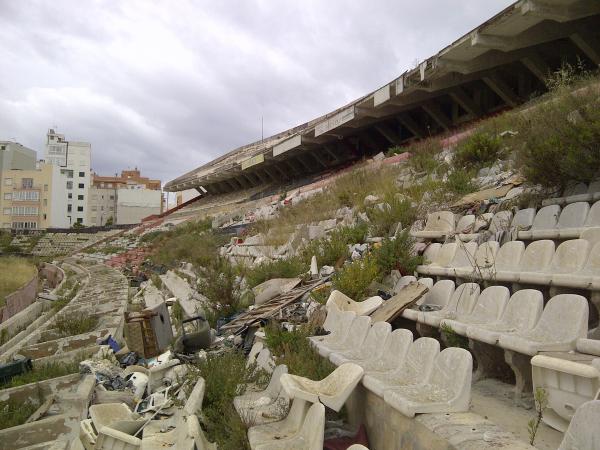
[
  {"x1": 21, "y1": 178, "x2": 33, "y2": 189},
  {"x1": 43, "y1": 214, "x2": 47, "y2": 220},
  {"x1": 91, "y1": 206, "x2": 97, "y2": 211},
  {"x1": 67, "y1": 204, "x2": 72, "y2": 213},
  {"x1": 66, "y1": 181, "x2": 73, "y2": 190},
  {"x1": 13, "y1": 191, "x2": 39, "y2": 201},
  {"x1": 77, "y1": 206, "x2": 83, "y2": 212},
  {"x1": 43, "y1": 199, "x2": 47, "y2": 206},
  {"x1": 76, "y1": 218, "x2": 83, "y2": 224},
  {"x1": 92, "y1": 194, "x2": 97, "y2": 200},
  {"x1": 78, "y1": 195, "x2": 84, "y2": 200},
  {"x1": 3, "y1": 193, "x2": 11, "y2": 200},
  {"x1": 11, "y1": 206, "x2": 38, "y2": 216},
  {"x1": 4, "y1": 178, "x2": 12, "y2": 186},
  {"x1": 78, "y1": 183, "x2": 84, "y2": 188},
  {"x1": 109, "y1": 206, "x2": 114, "y2": 211},
  {"x1": 109, "y1": 195, "x2": 115, "y2": 200},
  {"x1": 44, "y1": 184, "x2": 48, "y2": 191},
  {"x1": 79, "y1": 171, "x2": 85, "y2": 177},
  {"x1": 3, "y1": 208, "x2": 10, "y2": 215},
  {"x1": 68, "y1": 193, "x2": 72, "y2": 199}
]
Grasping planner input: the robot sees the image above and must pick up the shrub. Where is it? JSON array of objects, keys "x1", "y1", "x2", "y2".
[
  {"x1": 373, "y1": 231, "x2": 423, "y2": 275},
  {"x1": 264, "y1": 322, "x2": 335, "y2": 380},
  {"x1": 300, "y1": 223, "x2": 368, "y2": 267},
  {"x1": 332, "y1": 255, "x2": 379, "y2": 300},
  {"x1": 151, "y1": 228, "x2": 224, "y2": 269},
  {"x1": 198, "y1": 257, "x2": 244, "y2": 327},
  {"x1": 367, "y1": 195, "x2": 417, "y2": 237},
  {"x1": 444, "y1": 169, "x2": 477, "y2": 196},
  {"x1": 188, "y1": 350, "x2": 267, "y2": 449},
  {"x1": 243, "y1": 257, "x2": 306, "y2": 289},
  {"x1": 453, "y1": 131, "x2": 503, "y2": 169},
  {"x1": 514, "y1": 85, "x2": 600, "y2": 189},
  {"x1": 406, "y1": 138, "x2": 444, "y2": 174},
  {"x1": 0, "y1": 397, "x2": 40, "y2": 430}
]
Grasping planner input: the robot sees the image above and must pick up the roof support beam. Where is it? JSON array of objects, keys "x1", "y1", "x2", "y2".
[
  {"x1": 241, "y1": 173, "x2": 257, "y2": 187},
  {"x1": 374, "y1": 124, "x2": 402, "y2": 145},
  {"x1": 521, "y1": 54, "x2": 552, "y2": 83},
  {"x1": 421, "y1": 101, "x2": 452, "y2": 131},
  {"x1": 252, "y1": 170, "x2": 268, "y2": 184},
  {"x1": 323, "y1": 144, "x2": 341, "y2": 162},
  {"x1": 310, "y1": 150, "x2": 329, "y2": 168},
  {"x1": 295, "y1": 155, "x2": 313, "y2": 172},
  {"x1": 449, "y1": 86, "x2": 482, "y2": 118},
  {"x1": 272, "y1": 164, "x2": 290, "y2": 180},
  {"x1": 284, "y1": 159, "x2": 302, "y2": 176},
  {"x1": 482, "y1": 75, "x2": 521, "y2": 108},
  {"x1": 570, "y1": 32, "x2": 600, "y2": 66},
  {"x1": 262, "y1": 167, "x2": 280, "y2": 182},
  {"x1": 396, "y1": 113, "x2": 426, "y2": 139},
  {"x1": 235, "y1": 175, "x2": 251, "y2": 189}
]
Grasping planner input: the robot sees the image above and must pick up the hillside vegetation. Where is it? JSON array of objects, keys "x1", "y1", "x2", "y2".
[{"x1": 0, "y1": 256, "x2": 37, "y2": 307}]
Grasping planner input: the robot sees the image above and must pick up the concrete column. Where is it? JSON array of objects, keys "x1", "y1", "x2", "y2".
[
  {"x1": 483, "y1": 75, "x2": 521, "y2": 108},
  {"x1": 421, "y1": 101, "x2": 452, "y2": 131},
  {"x1": 449, "y1": 87, "x2": 483, "y2": 118}
]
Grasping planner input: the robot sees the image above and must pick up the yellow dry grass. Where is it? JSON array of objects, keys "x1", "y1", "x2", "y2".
[{"x1": 0, "y1": 256, "x2": 37, "y2": 307}]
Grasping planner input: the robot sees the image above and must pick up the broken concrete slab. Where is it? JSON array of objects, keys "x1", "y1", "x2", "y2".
[{"x1": 252, "y1": 278, "x2": 302, "y2": 306}]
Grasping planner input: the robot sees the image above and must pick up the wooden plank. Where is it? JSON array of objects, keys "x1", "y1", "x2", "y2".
[{"x1": 370, "y1": 282, "x2": 428, "y2": 323}]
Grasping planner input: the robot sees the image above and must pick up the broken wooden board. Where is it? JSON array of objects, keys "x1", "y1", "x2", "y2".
[
  {"x1": 220, "y1": 278, "x2": 326, "y2": 335},
  {"x1": 452, "y1": 184, "x2": 515, "y2": 207},
  {"x1": 370, "y1": 282, "x2": 428, "y2": 323}
]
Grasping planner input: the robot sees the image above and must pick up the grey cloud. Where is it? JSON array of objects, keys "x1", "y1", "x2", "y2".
[{"x1": 0, "y1": 0, "x2": 514, "y2": 185}]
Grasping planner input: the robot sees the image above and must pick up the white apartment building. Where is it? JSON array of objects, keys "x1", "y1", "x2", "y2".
[{"x1": 45, "y1": 129, "x2": 91, "y2": 226}]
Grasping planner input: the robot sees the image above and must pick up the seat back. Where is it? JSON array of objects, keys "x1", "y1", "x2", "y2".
[
  {"x1": 298, "y1": 403, "x2": 326, "y2": 449},
  {"x1": 473, "y1": 241, "x2": 500, "y2": 269},
  {"x1": 449, "y1": 241, "x2": 478, "y2": 268},
  {"x1": 360, "y1": 321, "x2": 392, "y2": 358},
  {"x1": 265, "y1": 365, "x2": 288, "y2": 398},
  {"x1": 535, "y1": 294, "x2": 588, "y2": 342},
  {"x1": 499, "y1": 289, "x2": 544, "y2": 333},
  {"x1": 422, "y1": 243, "x2": 442, "y2": 264},
  {"x1": 444, "y1": 283, "x2": 480, "y2": 316},
  {"x1": 474, "y1": 213, "x2": 493, "y2": 232},
  {"x1": 341, "y1": 316, "x2": 372, "y2": 349},
  {"x1": 564, "y1": 182, "x2": 589, "y2": 197},
  {"x1": 428, "y1": 348, "x2": 473, "y2": 396},
  {"x1": 394, "y1": 275, "x2": 416, "y2": 293},
  {"x1": 418, "y1": 279, "x2": 455, "y2": 307},
  {"x1": 469, "y1": 286, "x2": 510, "y2": 321},
  {"x1": 584, "y1": 200, "x2": 600, "y2": 227},
  {"x1": 511, "y1": 208, "x2": 536, "y2": 230},
  {"x1": 456, "y1": 215, "x2": 475, "y2": 234},
  {"x1": 581, "y1": 227, "x2": 600, "y2": 247},
  {"x1": 558, "y1": 202, "x2": 590, "y2": 229},
  {"x1": 322, "y1": 303, "x2": 342, "y2": 332},
  {"x1": 329, "y1": 311, "x2": 357, "y2": 345},
  {"x1": 519, "y1": 240, "x2": 555, "y2": 272},
  {"x1": 551, "y1": 239, "x2": 590, "y2": 273},
  {"x1": 433, "y1": 242, "x2": 458, "y2": 267},
  {"x1": 494, "y1": 241, "x2": 525, "y2": 272},
  {"x1": 326, "y1": 290, "x2": 355, "y2": 312},
  {"x1": 378, "y1": 329, "x2": 413, "y2": 370},
  {"x1": 489, "y1": 210, "x2": 513, "y2": 234},
  {"x1": 417, "y1": 277, "x2": 434, "y2": 288},
  {"x1": 399, "y1": 337, "x2": 440, "y2": 383},
  {"x1": 584, "y1": 242, "x2": 600, "y2": 272},
  {"x1": 531, "y1": 205, "x2": 561, "y2": 231},
  {"x1": 321, "y1": 363, "x2": 365, "y2": 395},
  {"x1": 425, "y1": 211, "x2": 455, "y2": 233},
  {"x1": 558, "y1": 400, "x2": 600, "y2": 450}
]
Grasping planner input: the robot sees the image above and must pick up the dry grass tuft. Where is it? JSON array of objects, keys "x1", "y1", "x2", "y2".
[{"x1": 0, "y1": 256, "x2": 37, "y2": 307}]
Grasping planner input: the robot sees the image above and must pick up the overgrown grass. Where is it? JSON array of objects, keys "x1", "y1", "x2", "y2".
[
  {"x1": 366, "y1": 195, "x2": 417, "y2": 237},
  {"x1": 243, "y1": 257, "x2": 306, "y2": 289},
  {"x1": 188, "y1": 351, "x2": 268, "y2": 450},
  {"x1": 53, "y1": 312, "x2": 98, "y2": 337},
  {"x1": 0, "y1": 361, "x2": 80, "y2": 389},
  {"x1": 0, "y1": 397, "x2": 40, "y2": 430},
  {"x1": 0, "y1": 256, "x2": 37, "y2": 307}
]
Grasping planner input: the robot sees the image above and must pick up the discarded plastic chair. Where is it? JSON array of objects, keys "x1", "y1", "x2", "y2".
[
  {"x1": 317, "y1": 315, "x2": 371, "y2": 358},
  {"x1": 253, "y1": 402, "x2": 325, "y2": 450},
  {"x1": 329, "y1": 321, "x2": 391, "y2": 366},
  {"x1": 359, "y1": 328, "x2": 413, "y2": 374},
  {"x1": 234, "y1": 365, "x2": 290, "y2": 425},
  {"x1": 326, "y1": 290, "x2": 383, "y2": 316},
  {"x1": 280, "y1": 363, "x2": 364, "y2": 412},
  {"x1": 248, "y1": 398, "x2": 310, "y2": 448}
]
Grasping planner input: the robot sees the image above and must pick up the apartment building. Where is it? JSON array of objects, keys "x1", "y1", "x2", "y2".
[
  {"x1": 44, "y1": 129, "x2": 91, "y2": 226},
  {"x1": 0, "y1": 141, "x2": 37, "y2": 173},
  {"x1": 87, "y1": 168, "x2": 162, "y2": 226},
  {"x1": 0, "y1": 162, "x2": 66, "y2": 230}
]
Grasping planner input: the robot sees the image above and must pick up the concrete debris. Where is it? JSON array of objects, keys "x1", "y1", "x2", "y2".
[
  {"x1": 253, "y1": 278, "x2": 302, "y2": 306},
  {"x1": 364, "y1": 194, "x2": 380, "y2": 206},
  {"x1": 310, "y1": 256, "x2": 319, "y2": 278}
]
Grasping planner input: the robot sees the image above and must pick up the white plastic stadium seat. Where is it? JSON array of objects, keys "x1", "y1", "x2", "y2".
[
  {"x1": 518, "y1": 205, "x2": 561, "y2": 240},
  {"x1": 411, "y1": 211, "x2": 455, "y2": 240}
]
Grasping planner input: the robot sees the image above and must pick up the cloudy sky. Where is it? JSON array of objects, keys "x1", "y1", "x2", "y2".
[{"x1": 0, "y1": 0, "x2": 514, "y2": 185}]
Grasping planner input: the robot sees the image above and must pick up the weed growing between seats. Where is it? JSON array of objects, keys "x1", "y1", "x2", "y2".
[
  {"x1": 440, "y1": 323, "x2": 469, "y2": 350},
  {"x1": 0, "y1": 396, "x2": 40, "y2": 430},
  {"x1": 300, "y1": 223, "x2": 368, "y2": 267},
  {"x1": 332, "y1": 255, "x2": 379, "y2": 301},
  {"x1": 0, "y1": 361, "x2": 80, "y2": 389},
  {"x1": 53, "y1": 312, "x2": 99, "y2": 338},
  {"x1": 242, "y1": 257, "x2": 306, "y2": 289},
  {"x1": 187, "y1": 350, "x2": 268, "y2": 450},
  {"x1": 265, "y1": 322, "x2": 335, "y2": 381}
]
